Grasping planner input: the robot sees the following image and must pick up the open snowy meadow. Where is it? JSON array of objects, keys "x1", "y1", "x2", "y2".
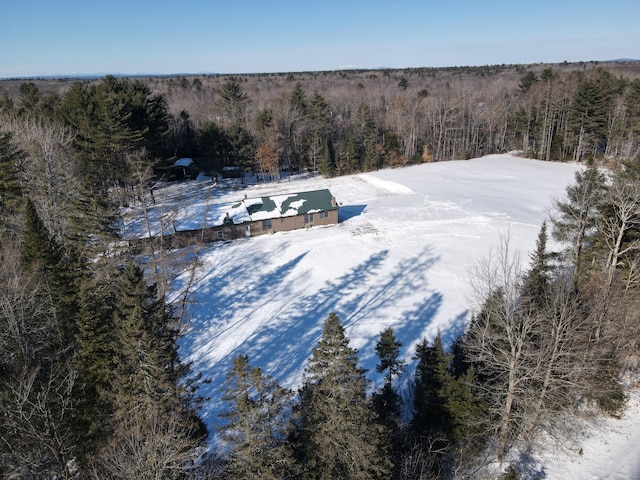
[{"x1": 125, "y1": 153, "x2": 640, "y2": 478}]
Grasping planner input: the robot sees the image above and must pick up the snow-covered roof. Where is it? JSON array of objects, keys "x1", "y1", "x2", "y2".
[
  {"x1": 121, "y1": 188, "x2": 337, "y2": 240},
  {"x1": 173, "y1": 157, "x2": 194, "y2": 167},
  {"x1": 244, "y1": 189, "x2": 336, "y2": 221}
]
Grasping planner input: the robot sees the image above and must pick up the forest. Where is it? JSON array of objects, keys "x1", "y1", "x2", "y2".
[{"x1": 1, "y1": 61, "x2": 640, "y2": 479}]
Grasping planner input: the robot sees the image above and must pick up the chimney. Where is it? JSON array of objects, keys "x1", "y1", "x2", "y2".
[{"x1": 331, "y1": 197, "x2": 337, "y2": 207}]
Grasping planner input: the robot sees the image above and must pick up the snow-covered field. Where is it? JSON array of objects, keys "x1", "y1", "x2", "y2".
[{"x1": 127, "y1": 153, "x2": 640, "y2": 479}]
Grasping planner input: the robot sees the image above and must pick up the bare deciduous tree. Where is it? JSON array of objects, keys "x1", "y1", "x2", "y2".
[
  {"x1": 465, "y1": 235, "x2": 539, "y2": 458},
  {"x1": 91, "y1": 403, "x2": 202, "y2": 480},
  {"x1": 1, "y1": 113, "x2": 78, "y2": 240},
  {"x1": 0, "y1": 242, "x2": 79, "y2": 479}
]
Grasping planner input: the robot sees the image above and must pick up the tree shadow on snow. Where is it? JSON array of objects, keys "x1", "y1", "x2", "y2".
[
  {"x1": 514, "y1": 451, "x2": 546, "y2": 479},
  {"x1": 184, "y1": 243, "x2": 468, "y2": 432}
]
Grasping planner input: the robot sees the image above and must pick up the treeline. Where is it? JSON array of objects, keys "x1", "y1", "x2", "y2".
[
  {"x1": 2, "y1": 62, "x2": 640, "y2": 185},
  {"x1": 158, "y1": 61, "x2": 640, "y2": 169}
]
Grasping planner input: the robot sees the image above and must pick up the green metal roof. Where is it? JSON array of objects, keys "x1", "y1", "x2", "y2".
[
  {"x1": 244, "y1": 189, "x2": 337, "y2": 220},
  {"x1": 281, "y1": 189, "x2": 337, "y2": 214}
]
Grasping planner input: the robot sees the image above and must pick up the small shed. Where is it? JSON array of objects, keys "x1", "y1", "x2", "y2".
[
  {"x1": 171, "y1": 158, "x2": 197, "y2": 179},
  {"x1": 221, "y1": 166, "x2": 243, "y2": 179}
]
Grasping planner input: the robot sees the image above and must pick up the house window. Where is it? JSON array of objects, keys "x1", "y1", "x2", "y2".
[
  {"x1": 217, "y1": 231, "x2": 224, "y2": 239},
  {"x1": 262, "y1": 219, "x2": 272, "y2": 230},
  {"x1": 320, "y1": 211, "x2": 329, "y2": 219},
  {"x1": 304, "y1": 213, "x2": 314, "y2": 224}
]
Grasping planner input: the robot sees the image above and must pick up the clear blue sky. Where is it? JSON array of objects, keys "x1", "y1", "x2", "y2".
[{"x1": 1, "y1": 0, "x2": 638, "y2": 78}]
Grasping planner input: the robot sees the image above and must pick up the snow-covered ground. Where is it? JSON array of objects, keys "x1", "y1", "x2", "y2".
[
  {"x1": 126, "y1": 153, "x2": 640, "y2": 479},
  {"x1": 539, "y1": 387, "x2": 640, "y2": 479}
]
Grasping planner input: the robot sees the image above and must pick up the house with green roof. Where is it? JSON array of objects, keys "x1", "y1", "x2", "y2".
[
  {"x1": 172, "y1": 188, "x2": 338, "y2": 245},
  {"x1": 242, "y1": 188, "x2": 339, "y2": 237},
  {"x1": 129, "y1": 188, "x2": 339, "y2": 251}
]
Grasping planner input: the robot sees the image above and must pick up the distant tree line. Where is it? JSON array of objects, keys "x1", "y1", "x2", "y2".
[
  {"x1": 2, "y1": 63, "x2": 640, "y2": 184},
  {"x1": 0, "y1": 63, "x2": 639, "y2": 478}
]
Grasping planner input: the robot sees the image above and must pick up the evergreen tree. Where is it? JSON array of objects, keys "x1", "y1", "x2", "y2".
[
  {"x1": 219, "y1": 354, "x2": 297, "y2": 480},
  {"x1": 20, "y1": 198, "x2": 61, "y2": 270},
  {"x1": 2, "y1": 237, "x2": 81, "y2": 477},
  {"x1": 217, "y1": 80, "x2": 250, "y2": 126},
  {"x1": 298, "y1": 313, "x2": 391, "y2": 480},
  {"x1": 110, "y1": 263, "x2": 180, "y2": 409},
  {"x1": 290, "y1": 82, "x2": 307, "y2": 114},
  {"x1": 569, "y1": 70, "x2": 617, "y2": 160},
  {"x1": 18, "y1": 82, "x2": 42, "y2": 115},
  {"x1": 625, "y1": 79, "x2": 640, "y2": 144},
  {"x1": 226, "y1": 124, "x2": 255, "y2": 175},
  {"x1": 61, "y1": 75, "x2": 169, "y2": 190},
  {"x1": 59, "y1": 77, "x2": 169, "y2": 250},
  {"x1": 0, "y1": 91, "x2": 15, "y2": 113},
  {"x1": 412, "y1": 332, "x2": 453, "y2": 438},
  {"x1": 373, "y1": 327, "x2": 406, "y2": 430},
  {"x1": 413, "y1": 332, "x2": 486, "y2": 453},
  {"x1": 85, "y1": 262, "x2": 205, "y2": 475},
  {"x1": 521, "y1": 221, "x2": 553, "y2": 310},
  {"x1": 168, "y1": 109, "x2": 197, "y2": 159},
  {"x1": 305, "y1": 91, "x2": 334, "y2": 176},
  {"x1": 376, "y1": 327, "x2": 406, "y2": 384},
  {"x1": 73, "y1": 262, "x2": 118, "y2": 455},
  {"x1": 196, "y1": 120, "x2": 232, "y2": 174},
  {"x1": 0, "y1": 132, "x2": 23, "y2": 216},
  {"x1": 21, "y1": 198, "x2": 80, "y2": 341},
  {"x1": 518, "y1": 71, "x2": 538, "y2": 93},
  {"x1": 551, "y1": 164, "x2": 607, "y2": 281}
]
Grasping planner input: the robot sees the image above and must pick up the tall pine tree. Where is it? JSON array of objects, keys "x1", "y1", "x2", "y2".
[
  {"x1": 0, "y1": 132, "x2": 23, "y2": 218},
  {"x1": 551, "y1": 164, "x2": 607, "y2": 282},
  {"x1": 521, "y1": 221, "x2": 553, "y2": 310},
  {"x1": 219, "y1": 354, "x2": 297, "y2": 480},
  {"x1": 89, "y1": 262, "x2": 205, "y2": 478},
  {"x1": 413, "y1": 332, "x2": 454, "y2": 439},
  {"x1": 373, "y1": 327, "x2": 406, "y2": 431},
  {"x1": 297, "y1": 313, "x2": 391, "y2": 480}
]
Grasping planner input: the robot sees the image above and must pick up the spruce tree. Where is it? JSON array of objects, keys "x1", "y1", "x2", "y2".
[
  {"x1": 376, "y1": 327, "x2": 406, "y2": 384},
  {"x1": 2, "y1": 238, "x2": 81, "y2": 477},
  {"x1": 412, "y1": 332, "x2": 454, "y2": 438},
  {"x1": 298, "y1": 313, "x2": 391, "y2": 480},
  {"x1": 219, "y1": 354, "x2": 297, "y2": 480},
  {"x1": 110, "y1": 263, "x2": 182, "y2": 411},
  {"x1": 87, "y1": 262, "x2": 205, "y2": 477},
  {"x1": 217, "y1": 80, "x2": 250, "y2": 126},
  {"x1": 73, "y1": 262, "x2": 118, "y2": 455},
  {"x1": 20, "y1": 198, "x2": 79, "y2": 343},
  {"x1": 373, "y1": 327, "x2": 406, "y2": 429},
  {"x1": 414, "y1": 332, "x2": 487, "y2": 469},
  {"x1": 0, "y1": 132, "x2": 23, "y2": 217},
  {"x1": 20, "y1": 198, "x2": 61, "y2": 269},
  {"x1": 521, "y1": 221, "x2": 553, "y2": 310},
  {"x1": 551, "y1": 164, "x2": 607, "y2": 282}
]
